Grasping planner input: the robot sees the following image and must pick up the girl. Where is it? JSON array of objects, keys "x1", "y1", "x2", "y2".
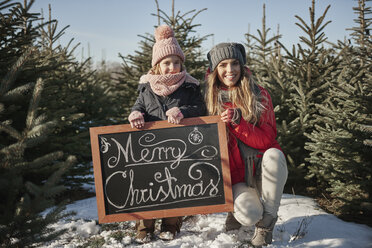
[
  {"x1": 206, "y1": 42, "x2": 287, "y2": 247},
  {"x1": 128, "y1": 25, "x2": 206, "y2": 243}
]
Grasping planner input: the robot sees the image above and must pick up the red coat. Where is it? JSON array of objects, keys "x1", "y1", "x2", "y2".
[{"x1": 224, "y1": 86, "x2": 282, "y2": 185}]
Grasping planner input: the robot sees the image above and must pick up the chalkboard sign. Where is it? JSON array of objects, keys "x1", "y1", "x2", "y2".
[{"x1": 90, "y1": 116, "x2": 232, "y2": 223}]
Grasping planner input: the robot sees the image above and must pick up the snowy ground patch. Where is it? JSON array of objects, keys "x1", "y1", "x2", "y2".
[{"x1": 41, "y1": 194, "x2": 372, "y2": 247}]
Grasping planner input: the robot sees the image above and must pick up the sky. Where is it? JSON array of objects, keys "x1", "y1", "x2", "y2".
[
  {"x1": 41, "y1": 192, "x2": 372, "y2": 247},
  {"x1": 29, "y1": 0, "x2": 363, "y2": 63}
]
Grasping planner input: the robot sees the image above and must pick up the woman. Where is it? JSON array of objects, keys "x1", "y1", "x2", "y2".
[{"x1": 206, "y1": 42, "x2": 287, "y2": 247}]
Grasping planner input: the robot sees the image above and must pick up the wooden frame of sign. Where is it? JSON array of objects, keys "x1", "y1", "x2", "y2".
[{"x1": 90, "y1": 115, "x2": 233, "y2": 223}]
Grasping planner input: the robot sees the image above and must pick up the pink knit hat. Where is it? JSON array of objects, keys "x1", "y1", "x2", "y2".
[{"x1": 151, "y1": 25, "x2": 185, "y2": 67}]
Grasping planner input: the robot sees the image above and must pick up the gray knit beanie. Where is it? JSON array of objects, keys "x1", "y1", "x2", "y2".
[{"x1": 207, "y1": 42, "x2": 246, "y2": 71}]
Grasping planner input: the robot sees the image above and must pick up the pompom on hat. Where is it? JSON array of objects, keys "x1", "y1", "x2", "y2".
[{"x1": 152, "y1": 25, "x2": 185, "y2": 67}]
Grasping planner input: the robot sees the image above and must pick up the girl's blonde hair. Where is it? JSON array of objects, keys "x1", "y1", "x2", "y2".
[
  {"x1": 149, "y1": 60, "x2": 184, "y2": 75},
  {"x1": 205, "y1": 64, "x2": 266, "y2": 125}
]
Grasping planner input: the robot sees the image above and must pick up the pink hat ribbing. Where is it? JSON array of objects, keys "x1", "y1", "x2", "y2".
[{"x1": 152, "y1": 25, "x2": 185, "y2": 67}]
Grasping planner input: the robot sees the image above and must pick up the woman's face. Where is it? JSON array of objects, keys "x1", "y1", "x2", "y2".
[
  {"x1": 216, "y1": 59, "x2": 241, "y2": 87},
  {"x1": 159, "y1": 55, "x2": 181, "y2": 75}
]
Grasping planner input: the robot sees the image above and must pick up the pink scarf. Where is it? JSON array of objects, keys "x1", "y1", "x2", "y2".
[{"x1": 139, "y1": 70, "x2": 199, "y2": 96}]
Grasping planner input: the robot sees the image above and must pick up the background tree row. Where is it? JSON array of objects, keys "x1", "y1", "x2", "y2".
[{"x1": 1, "y1": 0, "x2": 371, "y2": 246}]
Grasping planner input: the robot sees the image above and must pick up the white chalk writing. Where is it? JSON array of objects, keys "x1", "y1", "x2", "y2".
[
  {"x1": 105, "y1": 162, "x2": 221, "y2": 211},
  {"x1": 101, "y1": 129, "x2": 222, "y2": 211},
  {"x1": 107, "y1": 133, "x2": 187, "y2": 169}
]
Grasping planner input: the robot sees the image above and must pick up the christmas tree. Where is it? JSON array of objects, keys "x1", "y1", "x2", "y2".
[
  {"x1": 0, "y1": 0, "x2": 116, "y2": 244},
  {"x1": 271, "y1": 0, "x2": 341, "y2": 193},
  {"x1": 305, "y1": 0, "x2": 372, "y2": 222},
  {"x1": 244, "y1": 4, "x2": 302, "y2": 192},
  {"x1": 0, "y1": 1, "x2": 76, "y2": 245},
  {"x1": 30, "y1": 3, "x2": 116, "y2": 189}
]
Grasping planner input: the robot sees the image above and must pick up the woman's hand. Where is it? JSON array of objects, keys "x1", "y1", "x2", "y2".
[
  {"x1": 221, "y1": 108, "x2": 242, "y2": 125},
  {"x1": 166, "y1": 107, "x2": 184, "y2": 124},
  {"x1": 128, "y1": 111, "x2": 145, "y2": 129}
]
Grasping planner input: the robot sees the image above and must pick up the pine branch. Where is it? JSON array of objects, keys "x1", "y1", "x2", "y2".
[
  {"x1": 0, "y1": 120, "x2": 22, "y2": 140},
  {"x1": 0, "y1": 46, "x2": 35, "y2": 98},
  {"x1": 44, "y1": 155, "x2": 76, "y2": 188},
  {"x1": 33, "y1": 113, "x2": 47, "y2": 126},
  {"x1": 14, "y1": 151, "x2": 64, "y2": 169},
  {"x1": 0, "y1": 0, "x2": 17, "y2": 11},
  {"x1": 1, "y1": 82, "x2": 34, "y2": 102},
  {"x1": 25, "y1": 120, "x2": 57, "y2": 146},
  {"x1": 0, "y1": 141, "x2": 26, "y2": 165},
  {"x1": 351, "y1": 0, "x2": 372, "y2": 47},
  {"x1": 26, "y1": 78, "x2": 44, "y2": 129}
]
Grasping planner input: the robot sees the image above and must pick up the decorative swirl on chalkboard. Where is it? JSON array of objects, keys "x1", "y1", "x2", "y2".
[
  {"x1": 189, "y1": 162, "x2": 220, "y2": 196},
  {"x1": 184, "y1": 145, "x2": 218, "y2": 160},
  {"x1": 188, "y1": 165, "x2": 202, "y2": 180},
  {"x1": 140, "y1": 132, "x2": 156, "y2": 144},
  {"x1": 154, "y1": 171, "x2": 162, "y2": 181},
  {"x1": 100, "y1": 137, "x2": 111, "y2": 153},
  {"x1": 138, "y1": 133, "x2": 186, "y2": 149},
  {"x1": 107, "y1": 156, "x2": 119, "y2": 168}
]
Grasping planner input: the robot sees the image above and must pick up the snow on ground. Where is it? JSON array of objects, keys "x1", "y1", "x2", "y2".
[{"x1": 41, "y1": 194, "x2": 372, "y2": 248}]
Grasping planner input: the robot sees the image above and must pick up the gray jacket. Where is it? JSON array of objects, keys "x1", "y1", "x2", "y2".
[{"x1": 131, "y1": 82, "x2": 206, "y2": 121}]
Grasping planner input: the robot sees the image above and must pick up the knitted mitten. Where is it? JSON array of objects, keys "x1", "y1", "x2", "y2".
[
  {"x1": 165, "y1": 107, "x2": 184, "y2": 124},
  {"x1": 128, "y1": 111, "x2": 144, "y2": 128}
]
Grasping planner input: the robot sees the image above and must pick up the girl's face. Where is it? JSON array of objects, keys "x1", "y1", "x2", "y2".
[
  {"x1": 159, "y1": 55, "x2": 182, "y2": 75},
  {"x1": 216, "y1": 59, "x2": 241, "y2": 87}
]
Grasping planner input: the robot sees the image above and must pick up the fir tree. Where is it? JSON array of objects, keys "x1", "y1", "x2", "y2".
[
  {"x1": 29, "y1": 4, "x2": 116, "y2": 190},
  {"x1": 305, "y1": 0, "x2": 372, "y2": 221},
  {"x1": 270, "y1": 0, "x2": 342, "y2": 193},
  {"x1": 245, "y1": 4, "x2": 281, "y2": 76},
  {"x1": 243, "y1": 5, "x2": 304, "y2": 192},
  {"x1": 0, "y1": 1, "x2": 87, "y2": 245},
  {"x1": 0, "y1": 76, "x2": 76, "y2": 247}
]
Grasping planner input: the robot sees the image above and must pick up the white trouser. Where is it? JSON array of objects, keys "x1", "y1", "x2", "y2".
[{"x1": 232, "y1": 148, "x2": 288, "y2": 226}]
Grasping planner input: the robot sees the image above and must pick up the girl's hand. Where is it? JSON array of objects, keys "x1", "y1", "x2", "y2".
[
  {"x1": 166, "y1": 107, "x2": 184, "y2": 124},
  {"x1": 221, "y1": 108, "x2": 242, "y2": 125},
  {"x1": 128, "y1": 111, "x2": 145, "y2": 129}
]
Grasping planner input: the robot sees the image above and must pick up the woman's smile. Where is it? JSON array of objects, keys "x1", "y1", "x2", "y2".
[{"x1": 217, "y1": 59, "x2": 241, "y2": 87}]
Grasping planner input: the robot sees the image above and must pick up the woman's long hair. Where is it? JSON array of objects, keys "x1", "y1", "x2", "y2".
[{"x1": 205, "y1": 64, "x2": 266, "y2": 125}]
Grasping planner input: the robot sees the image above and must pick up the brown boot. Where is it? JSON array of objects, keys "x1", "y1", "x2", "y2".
[
  {"x1": 250, "y1": 214, "x2": 277, "y2": 247},
  {"x1": 135, "y1": 219, "x2": 155, "y2": 243},
  {"x1": 225, "y1": 212, "x2": 242, "y2": 231},
  {"x1": 158, "y1": 216, "x2": 183, "y2": 240}
]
